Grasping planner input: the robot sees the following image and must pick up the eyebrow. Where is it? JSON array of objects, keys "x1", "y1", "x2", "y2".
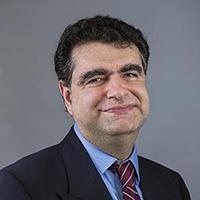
[
  {"x1": 78, "y1": 68, "x2": 108, "y2": 85},
  {"x1": 120, "y1": 64, "x2": 143, "y2": 75},
  {"x1": 77, "y1": 63, "x2": 143, "y2": 86}
]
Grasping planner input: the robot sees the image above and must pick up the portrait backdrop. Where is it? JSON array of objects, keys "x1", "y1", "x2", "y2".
[{"x1": 0, "y1": 0, "x2": 199, "y2": 199}]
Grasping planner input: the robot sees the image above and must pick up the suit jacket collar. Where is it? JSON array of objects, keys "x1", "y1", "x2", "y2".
[{"x1": 58, "y1": 127, "x2": 113, "y2": 200}]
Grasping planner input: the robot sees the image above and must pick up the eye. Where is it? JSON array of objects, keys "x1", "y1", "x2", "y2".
[
  {"x1": 124, "y1": 72, "x2": 139, "y2": 79},
  {"x1": 86, "y1": 76, "x2": 105, "y2": 85}
]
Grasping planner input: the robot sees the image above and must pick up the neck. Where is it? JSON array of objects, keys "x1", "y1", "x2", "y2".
[
  {"x1": 84, "y1": 130, "x2": 138, "y2": 160},
  {"x1": 76, "y1": 123, "x2": 140, "y2": 160},
  {"x1": 102, "y1": 139, "x2": 135, "y2": 161}
]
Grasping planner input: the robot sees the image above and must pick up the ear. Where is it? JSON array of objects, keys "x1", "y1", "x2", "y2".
[{"x1": 58, "y1": 80, "x2": 73, "y2": 115}]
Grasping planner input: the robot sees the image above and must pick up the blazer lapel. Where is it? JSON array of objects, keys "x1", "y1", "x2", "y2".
[
  {"x1": 59, "y1": 127, "x2": 112, "y2": 200},
  {"x1": 139, "y1": 157, "x2": 171, "y2": 200}
]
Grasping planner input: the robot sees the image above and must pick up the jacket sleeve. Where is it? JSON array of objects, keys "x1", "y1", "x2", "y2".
[{"x1": 0, "y1": 170, "x2": 31, "y2": 200}]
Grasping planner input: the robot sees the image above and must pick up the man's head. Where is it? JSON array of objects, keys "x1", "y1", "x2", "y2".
[
  {"x1": 55, "y1": 16, "x2": 150, "y2": 154},
  {"x1": 54, "y1": 15, "x2": 149, "y2": 88}
]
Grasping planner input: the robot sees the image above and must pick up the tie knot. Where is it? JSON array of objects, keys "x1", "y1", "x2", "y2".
[{"x1": 110, "y1": 161, "x2": 136, "y2": 187}]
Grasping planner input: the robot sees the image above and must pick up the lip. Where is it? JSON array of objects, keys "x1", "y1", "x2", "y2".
[{"x1": 101, "y1": 105, "x2": 134, "y2": 113}]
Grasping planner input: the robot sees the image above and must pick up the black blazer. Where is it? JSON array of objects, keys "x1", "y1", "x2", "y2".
[{"x1": 0, "y1": 127, "x2": 191, "y2": 200}]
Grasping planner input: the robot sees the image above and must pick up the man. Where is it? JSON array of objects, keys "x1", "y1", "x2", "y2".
[{"x1": 0, "y1": 15, "x2": 191, "y2": 200}]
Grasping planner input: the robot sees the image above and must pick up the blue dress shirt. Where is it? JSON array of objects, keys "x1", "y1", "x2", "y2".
[{"x1": 74, "y1": 124, "x2": 144, "y2": 200}]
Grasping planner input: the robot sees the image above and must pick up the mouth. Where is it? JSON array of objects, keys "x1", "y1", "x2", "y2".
[{"x1": 101, "y1": 105, "x2": 134, "y2": 114}]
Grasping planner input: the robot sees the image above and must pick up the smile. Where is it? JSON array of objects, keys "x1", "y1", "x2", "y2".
[{"x1": 101, "y1": 105, "x2": 134, "y2": 114}]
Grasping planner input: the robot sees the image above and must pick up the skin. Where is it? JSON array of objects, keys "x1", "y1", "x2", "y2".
[{"x1": 59, "y1": 42, "x2": 150, "y2": 160}]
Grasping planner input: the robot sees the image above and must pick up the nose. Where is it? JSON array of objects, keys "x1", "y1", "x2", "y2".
[{"x1": 106, "y1": 75, "x2": 129, "y2": 101}]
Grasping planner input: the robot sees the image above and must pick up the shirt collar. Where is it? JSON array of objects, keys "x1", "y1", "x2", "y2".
[{"x1": 73, "y1": 123, "x2": 140, "y2": 182}]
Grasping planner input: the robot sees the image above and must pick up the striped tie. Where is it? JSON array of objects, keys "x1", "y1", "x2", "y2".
[{"x1": 110, "y1": 161, "x2": 141, "y2": 200}]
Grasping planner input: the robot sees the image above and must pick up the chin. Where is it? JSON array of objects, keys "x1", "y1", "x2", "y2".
[{"x1": 104, "y1": 123, "x2": 141, "y2": 136}]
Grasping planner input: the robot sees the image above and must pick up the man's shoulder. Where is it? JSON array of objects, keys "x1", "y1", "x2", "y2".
[
  {"x1": 0, "y1": 143, "x2": 67, "y2": 198},
  {"x1": 138, "y1": 155, "x2": 179, "y2": 175},
  {"x1": 138, "y1": 156, "x2": 191, "y2": 199},
  {"x1": 1, "y1": 144, "x2": 60, "y2": 175},
  {"x1": 138, "y1": 155, "x2": 187, "y2": 188}
]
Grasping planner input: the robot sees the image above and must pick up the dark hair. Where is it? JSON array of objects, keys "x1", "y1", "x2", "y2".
[{"x1": 54, "y1": 15, "x2": 149, "y2": 87}]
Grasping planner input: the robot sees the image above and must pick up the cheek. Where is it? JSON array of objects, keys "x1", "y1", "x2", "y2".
[
  {"x1": 133, "y1": 83, "x2": 149, "y2": 109},
  {"x1": 141, "y1": 86, "x2": 150, "y2": 113},
  {"x1": 73, "y1": 90, "x2": 102, "y2": 111}
]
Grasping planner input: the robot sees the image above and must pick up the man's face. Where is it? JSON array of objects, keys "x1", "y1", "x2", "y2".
[{"x1": 60, "y1": 42, "x2": 150, "y2": 143}]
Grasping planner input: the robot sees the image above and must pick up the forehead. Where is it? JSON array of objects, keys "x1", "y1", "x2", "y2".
[{"x1": 71, "y1": 42, "x2": 143, "y2": 76}]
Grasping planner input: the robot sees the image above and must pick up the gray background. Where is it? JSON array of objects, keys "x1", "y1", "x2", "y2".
[{"x1": 0, "y1": 0, "x2": 199, "y2": 199}]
